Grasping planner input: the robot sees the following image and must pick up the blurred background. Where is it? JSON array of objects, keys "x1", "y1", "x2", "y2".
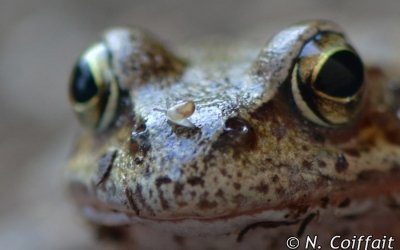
[{"x1": 0, "y1": 1, "x2": 399, "y2": 249}]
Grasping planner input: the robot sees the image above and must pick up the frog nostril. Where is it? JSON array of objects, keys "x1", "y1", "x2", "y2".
[
  {"x1": 130, "y1": 123, "x2": 151, "y2": 157},
  {"x1": 135, "y1": 123, "x2": 147, "y2": 134},
  {"x1": 212, "y1": 117, "x2": 257, "y2": 155},
  {"x1": 224, "y1": 118, "x2": 249, "y2": 133}
]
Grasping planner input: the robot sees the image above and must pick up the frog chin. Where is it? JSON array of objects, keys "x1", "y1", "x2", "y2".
[{"x1": 80, "y1": 198, "x2": 375, "y2": 237}]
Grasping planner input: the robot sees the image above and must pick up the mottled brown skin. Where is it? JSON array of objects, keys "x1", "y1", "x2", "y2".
[{"x1": 66, "y1": 21, "x2": 400, "y2": 249}]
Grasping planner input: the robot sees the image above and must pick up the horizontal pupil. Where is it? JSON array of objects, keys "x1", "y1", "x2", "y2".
[
  {"x1": 71, "y1": 59, "x2": 98, "y2": 103},
  {"x1": 314, "y1": 50, "x2": 363, "y2": 98}
]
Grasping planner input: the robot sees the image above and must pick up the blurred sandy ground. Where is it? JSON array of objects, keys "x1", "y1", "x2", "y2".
[{"x1": 0, "y1": 1, "x2": 399, "y2": 249}]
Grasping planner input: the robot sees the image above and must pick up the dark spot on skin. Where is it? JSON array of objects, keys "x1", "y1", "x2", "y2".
[
  {"x1": 335, "y1": 153, "x2": 349, "y2": 173},
  {"x1": 135, "y1": 184, "x2": 155, "y2": 216},
  {"x1": 272, "y1": 175, "x2": 280, "y2": 183},
  {"x1": 187, "y1": 177, "x2": 204, "y2": 187},
  {"x1": 253, "y1": 180, "x2": 269, "y2": 194},
  {"x1": 338, "y1": 198, "x2": 351, "y2": 208},
  {"x1": 301, "y1": 160, "x2": 312, "y2": 170},
  {"x1": 343, "y1": 215, "x2": 358, "y2": 220},
  {"x1": 237, "y1": 221, "x2": 298, "y2": 242},
  {"x1": 172, "y1": 235, "x2": 185, "y2": 247},
  {"x1": 232, "y1": 194, "x2": 246, "y2": 206},
  {"x1": 197, "y1": 199, "x2": 217, "y2": 210},
  {"x1": 342, "y1": 148, "x2": 361, "y2": 157},
  {"x1": 173, "y1": 182, "x2": 184, "y2": 196},
  {"x1": 302, "y1": 145, "x2": 309, "y2": 151},
  {"x1": 317, "y1": 160, "x2": 327, "y2": 168},
  {"x1": 220, "y1": 169, "x2": 227, "y2": 176},
  {"x1": 95, "y1": 150, "x2": 118, "y2": 186},
  {"x1": 144, "y1": 164, "x2": 152, "y2": 179},
  {"x1": 213, "y1": 177, "x2": 218, "y2": 183},
  {"x1": 177, "y1": 202, "x2": 188, "y2": 207},
  {"x1": 271, "y1": 123, "x2": 287, "y2": 139},
  {"x1": 215, "y1": 189, "x2": 224, "y2": 198},
  {"x1": 158, "y1": 190, "x2": 169, "y2": 210},
  {"x1": 233, "y1": 183, "x2": 241, "y2": 190},
  {"x1": 360, "y1": 146, "x2": 370, "y2": 152},
  {"x1": 189, "y1": 163, "x2": 198, "y2": 172},
  {"x1": 357, "y1": 170, "x2": 385, "y2": 181},
  {"x1": 96, "y1": 226, "x2": 128, "y2": 243},
  {"x1": 310, "y1": 131, "x2": 325, "y2": 142},
  {"x1": 384, "y1": 126, "x2": 400, "y2": 146},
  {"x1": 197, "y1": 192, "x2": 217, "y2": 210},
  {"x1": 297, "y1": 212, "x2": 316, "y2": 238},
  {"x1": 255, "y1": 69, "x2": 263, "y2": 77},
  {"x1": 265, "y1": 157, "x2": 272, "y2": 162},
  {"x1": 155, "y1": 176, "x2": 172, "y2": 187},
  {"x1": 124, "y1": 187, "x2": 139, "y2": 215},
  {"x1": 275, "y1": 187, "x2": 285, "y2": 196},
  {"x1": 154, "y1": 177, "x2": 171, "y2": 210},
  {"x1": 387, "y1": 196, "x2": 400, "y2": 209},
  {"x1": 321, "y1": 197, "x2": 329, "y2": 208},
  {"x1": 202, "y1": 154, "x2": 213, "y2": 165},
  {"x1": 249, "y1": 101, "x2": 275, "y2": 122},
  {"x1": 237, "y1": 172, "x2": 242, "y2": 177}
]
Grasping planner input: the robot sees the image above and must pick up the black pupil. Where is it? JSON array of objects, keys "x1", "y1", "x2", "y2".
[
  {"x1": 314, "y1": 50, "x2": 363, "y2": 98},
  {"x1": 71, "y1": 59, "x2": 98, "y2": 103}
]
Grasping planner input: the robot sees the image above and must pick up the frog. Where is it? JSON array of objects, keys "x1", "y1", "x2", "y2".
[{"x1": 65, "y1": 20, "x2": 400, "y2": 249}]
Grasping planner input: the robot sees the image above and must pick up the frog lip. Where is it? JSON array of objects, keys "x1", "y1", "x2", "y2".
[
  {"x1": 79, "y1": 204, "x2": 300, "y2": 236},
  {"x1": 79, "y1": 197, "x2": 378, "y2": 237}
]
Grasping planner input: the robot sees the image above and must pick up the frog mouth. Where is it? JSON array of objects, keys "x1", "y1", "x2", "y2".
[
  {"x1": 69, "y1": 160, "x2": 400, "y2": 236},
  {"x1": 69, "y1": 176, "x2": 400, "y2": 238},
  {"x1": 80, "y1": 203, "x2": 300, "y2": 237},
  {"x1": 77, "y1": 196, "x2": 394, "y2": 238}
]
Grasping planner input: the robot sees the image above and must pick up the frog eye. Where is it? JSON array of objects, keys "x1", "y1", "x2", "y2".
[
  {"x1": 291, "y1": 32, "x2": 365, "y2": 126},
  {"x1": 69, "y1": 42, "x2": 119, "y2": 131}
]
